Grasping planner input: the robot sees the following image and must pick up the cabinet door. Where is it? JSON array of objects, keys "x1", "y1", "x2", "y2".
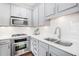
[
  {"x1": 38, "y1": 3, "x2": 45, "y2": 26},
  {"x1": 45, "y1": 3, "x2": 55, "y2": 17},
  {"x1": 58, "y1": 3, "x2": 77, "y2": 12},
  {"x1": 33, "y1": 7, "x2": 39, "y2": 26},
  {"x1": 20, "y1": 8, "x2": 32, "y2": 26},
  {"x1": 49, "y1": 51, "x2": 57, "y2": 56},
  {"x1": 11, "y1": 4, "x2": 21, "y2": 17},
  {"x1": 33, "y1": 39, "x2": 39, "y2": 56},
  {"x1": 20, "y1": 7, "x2": 27, "y2": 18},
  {"x1": 0, "y1": 43, "x2": 10, "y2": 56},
  {"x1": 49, "y1": 45, "x2": 73, "y2": 56},
  {"x1": 30, "y1": 38, "x2": 39, "y2": 56},
  {"x1": 0, "y1": 3, "x2": 10, "y2": 26},
  {"x1": 11, "y1": 5, "x2": 26, "y2": 17},
  {"x1": 26, "y1": 9, "x2": 32, "y2": 26},
  {"x1": 38, "y1": 41, "x2": 48, "y2": 56}
]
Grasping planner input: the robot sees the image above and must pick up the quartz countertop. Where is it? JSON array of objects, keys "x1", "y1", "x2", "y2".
[
  {"x1": 0, "y1": 35, "x2": 28, "y2": 40},
  {"x1": 0, "y1": 34, "x2": 79, "y2": 56},
  {"x1": 28, "y1": 34, "x2": 79, "y2": 56}
]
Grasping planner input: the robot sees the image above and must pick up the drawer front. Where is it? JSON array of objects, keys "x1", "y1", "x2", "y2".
[
  {"x1": 0, "y1": 39, "x2": 10, "y2": 45},
  {"x1": 49, "y1": 45, "x2": 73, "y2": 56},
  {"x1": 34, "y1": 39, "x2": 38, "y2": 44},
  {"x1": 39, "y1": 41, "x2": 48, "y2": 48},
  {"x1": 31, "y1": 37, "x2": 38, "y2": 43}
]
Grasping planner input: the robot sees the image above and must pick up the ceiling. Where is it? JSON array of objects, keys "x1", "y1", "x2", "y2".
[
  {"x1": 22, "y1": 3, "x2": 38, "y2": 7},
  {"x1": 13, "y1": 3, "x2": 40, "y2": 9}
]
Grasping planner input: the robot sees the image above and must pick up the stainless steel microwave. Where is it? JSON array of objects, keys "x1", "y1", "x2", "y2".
[{"x1": 10, "y1": 16, "x2": 28, "y2": 26}]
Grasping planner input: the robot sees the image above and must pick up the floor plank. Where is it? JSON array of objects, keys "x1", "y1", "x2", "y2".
[{"x1": 20, "y1": 51, "x2": 33, "y2": 56}]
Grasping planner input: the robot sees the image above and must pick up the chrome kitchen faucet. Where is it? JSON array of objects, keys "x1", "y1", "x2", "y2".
[{"x1": 54, "y1": 26, "x2": 61, "y2": 40}]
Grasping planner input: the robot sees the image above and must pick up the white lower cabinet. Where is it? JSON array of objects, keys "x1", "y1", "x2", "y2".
[
  {"x1": 38, "y1": 41, "x2": 49, "y2": 56},
  {"x1": 30, "y1": 37, "x2": 74, "y2": 56},
  {"x1": 38, "y1": 3, "x2": 46, "y2": 26},
  {"x1": 30, "y1": 37, "x2": 39, "y2": 56},
  {"x1": 49, "y1": 45, "x2": 74, "y2": 56},
  {"x1": 0, "y1": 44, "x2": 10, "y2": 56},
  {"x1": 0, "y1": 40, "x2": 11, "y2": 56},
  {"x1": 33, "y1": 7, "x2": 39, "y2": 26}
]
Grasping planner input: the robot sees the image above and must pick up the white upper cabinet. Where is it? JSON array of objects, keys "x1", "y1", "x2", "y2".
[
  {"x1": 45, "y1": 3, "x2": 56, "y2": 17},
  {"x1": 19, "y1": 7, "x2": 27, "y2": 18},
  {"x1": 11, "y1": 4, "x2": 25, "y2": 17},
  {"x1": 58, "y1": 3, "x2": 78, "y2": 12},
  {"x1": 0, "y1": 3, "x2": 10, "y2": 26},
  {"x1": 33, "y1": 3, "x2": 50, "y2": 26},
  {"x1": 26, "y1": 9, "x2": 32, "y2": 26},
  {"x1": 26, "y1": 9, "x2": 32, "y2": 18},
  {"x1": 33, "y1": 7, "x2": 39, "y2": 26},
  {"x1": 11, "y1": 4, "x2": 20, "y2": 17},
  {"x1": 38, "y1": 3, "x2": 45, "y2": 26},
  {"x1": 11, "y1": 4, "x2": 32, "y2": 18},
  {"x1": 44, "y1": 3, "x2": 79, "y2": 19},
  {"x1": 56, "y1": 3, "x2": 79, "y2": 16}
]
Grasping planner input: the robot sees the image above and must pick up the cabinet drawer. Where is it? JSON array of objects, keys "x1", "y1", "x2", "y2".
[
  {"x1": 39, "y1": 41, "x2": 48, "y2": 48},
  {"x1": 49, "y1": 45, "x2": 74, "y2": 56},
  {"x1": 32, "y1": 38, "x2": 38, "y2": 44},
  {"x1": 0, "y1": 39, "x2": 10, "y2": 44},
  {"x1": 34, "y1": 39, "x2": 38, "y2": 44}
]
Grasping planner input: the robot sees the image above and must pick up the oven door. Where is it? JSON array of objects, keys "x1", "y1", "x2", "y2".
[
  {"x1": 14, "y1": 41, "x2": 30, "y2": 55},
  {"x1": 15, "y1": 43, "x2": 26, "y2": 51}
]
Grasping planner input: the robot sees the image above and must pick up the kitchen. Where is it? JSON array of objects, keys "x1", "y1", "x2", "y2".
[{"x1": 0, "y1": 3, "x2": 79, "y2": 56}]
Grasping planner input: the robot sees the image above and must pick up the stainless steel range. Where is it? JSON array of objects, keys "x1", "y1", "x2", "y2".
[{"x1": 11, "y1": 34, "x2": 30, "y2": 56}]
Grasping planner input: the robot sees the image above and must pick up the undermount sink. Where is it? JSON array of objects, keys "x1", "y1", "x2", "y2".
[
  {"x1": 45, "y1": 38, "x2": 58, "y2": 42},
  {"x1": 55, "y1": 40, "x2": 72, "y2": 46},
  {"x1": 44, "y1": 38, "x2": 73, "y2": 46}
]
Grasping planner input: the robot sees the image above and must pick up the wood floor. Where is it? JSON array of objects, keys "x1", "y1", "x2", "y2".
[{"x1": 20, "y1": 51, "x2": 33, "y2": 56}]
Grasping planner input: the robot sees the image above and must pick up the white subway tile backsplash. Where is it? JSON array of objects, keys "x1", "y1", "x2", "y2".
[
  {"x1": 0, "y1": 27, "x2": 32, "y2": 37},
  {"x1": 39, "y1": 13, "x2": 79, "y2": 42}
]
